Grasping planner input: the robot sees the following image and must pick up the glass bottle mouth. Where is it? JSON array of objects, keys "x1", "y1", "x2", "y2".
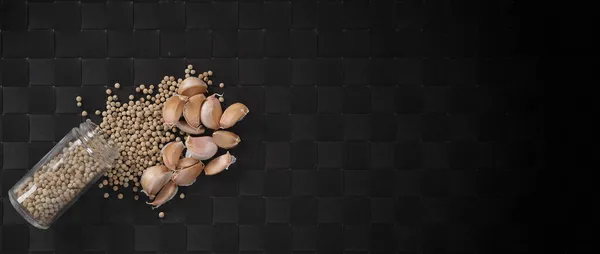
[{"x1": 75, "y1": 120, "x2": 118, "y2": 168}]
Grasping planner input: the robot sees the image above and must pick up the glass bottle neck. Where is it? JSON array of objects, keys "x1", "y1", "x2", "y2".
[{"x1": 74, "y1": 120, "x2": 118, "y2": 168}]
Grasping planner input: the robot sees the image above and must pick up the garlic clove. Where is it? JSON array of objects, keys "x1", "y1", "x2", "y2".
[
  {"x1": 147, "y1": 181, "x2": 178, "y2": 209},
  {"x1": 212, "y1": 130, "x2": 241, "y2": 149},
  {"x1": 161, "y1": 141, "x2": 185, "y2": 170},
  {"x1": 219, "y1": 103, "x2": 249, "y2": 129},
  {"x1": 204, "y1": 152, "x2": 237, "y2": 175},
  {"x1": 183, "y1": 94, "x2": 205, "y2": 129},
  {"x1": 184, "y1": 136, "x2": 218, "y2": 160},
  {"x1": 200, "y1": 94, "x2": 223, "y2": 130},
  {"x1": 140, "y1": 165, "x2": 173, "y2": 199},
  {"x1": 163, "y1": 95, "x2": 188, "y2": 127},
  {"x1": 178, "y1": 77, "x2": 208, "y2": 97},
  {"x1": 172, "y1": 160, "x2": 205, "y2": 186},
  {"x1": 176, "y1": 119, "x2": 205, "y2": 135},
  {"x1": 176, "y1": 157, "x2": 200, "y2": 170}
]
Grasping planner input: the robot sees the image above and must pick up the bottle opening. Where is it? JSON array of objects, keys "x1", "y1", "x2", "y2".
[{"x1": 76, "y1": 120, "x2": 118, "y2": 168}]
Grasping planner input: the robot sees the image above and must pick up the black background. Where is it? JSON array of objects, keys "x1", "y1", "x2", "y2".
[{"x1": 0, "y1": 0, "x2": 563, "y2": 253}]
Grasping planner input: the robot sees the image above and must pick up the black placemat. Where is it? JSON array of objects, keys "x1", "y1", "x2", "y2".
[{"x1": 0, "y1": 0, "x2": 546, "y2": 253}]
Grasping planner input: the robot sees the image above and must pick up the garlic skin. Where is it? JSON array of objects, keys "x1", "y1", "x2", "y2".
[
  {"x1": 200, "y1": 94, "x2": 223, "y2": 130},
  {"x1": 147, "y1": 181, "x2": 178, "y2": 209},
  {"x1": 176, "y1": 120, "x2": 205, "y2": 135},
  {"x1": 140, "y1": 165, "x2": 173, "y2": 199},
  {"x1": 185, "y1": 136, "x2": 218, "y2": 160},
  {"x1": 178, "y1": 77, "x2": 208, "y2": 97},
  {"x1": 161, "y1": 141, "x2": 185, "y2": 170},
  {"x1": 212, "y1": 130, "x2": 241, "y2": 149},
  {"x1": 163, "y1": 95, "x2": 188, "y2": 127},
  {"x1": 183, "y1": 94, "x2": 205, "y2": 129},
  {"x1": 219, "y1": 103, "x2": 249, "y2": 129},
  {"x1": 204, "y1": 152, "x2": 236, "y2": 175},
  {"x1": 172, "y1": 160, "x2": 205, "y2": 186},
  {"x1": 176, "y1": 157, "x2": 200, "y2": 170}
]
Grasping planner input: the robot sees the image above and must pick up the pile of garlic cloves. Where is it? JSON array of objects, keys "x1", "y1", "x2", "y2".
[{"x1": 141, "y1": 75, "x2": 248, "y2": 209}]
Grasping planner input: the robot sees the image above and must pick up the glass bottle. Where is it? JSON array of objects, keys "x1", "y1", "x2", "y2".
[{"x1": 8, "y1": 120, "x2": 117, "y2": 229}]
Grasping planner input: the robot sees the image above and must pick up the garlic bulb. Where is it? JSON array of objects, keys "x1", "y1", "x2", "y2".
[
  {"x1": 183, "y1": 94, "x2": 205, "y2": 129},
  {"x1": 140, "y1": 165, "x2": 173, "y2": 199},
  {"x1": 212, "y1": 130, "x2": 241, "y2": 149},
  {"x1": 178, "y1": 77, "x2": 208, "y2": 97},
  {"x1": 185, "y1": 136, "x2": 218, "y2": 160},
  {"x1": 176, "y1": 157, "x2": 200, "y2": 170},
  {"x1": 175, "y1": 119, "x2": 205, "y2": 135},
  {"x1": 147, "y1": 181, "x2": 178, "y2": 209},
  {"x1": 204, "y1": 152, "x2": 236, "y2": 175},
  {"x1": 172, "y1": 159, "x2": 205, "y2": 186},
  {"x1": 219, "y1": 103, "x2": 249, "y2": 129},
  {"x1": 161, "y1": 141, "x2": 185, "y2": 170},
  {"x1": 163, "y1": 95, "x2": 187, "y2": 127},
  {"x1": 200, "y1": 94, "x2": 222, "y2": 130}
]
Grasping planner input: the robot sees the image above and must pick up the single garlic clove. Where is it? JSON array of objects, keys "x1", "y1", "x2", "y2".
[
  {"x1": 176, "y1": 157, "x2": 200, "y2": 170},
  {"x1": 185, "y1": 136, "x2": 218, "y2": 160},
  {"x1": 162, "y1": 141, "x2": 185, "y2": 170},
  {"x1": 200, "y1": 94, "x2": 223, "y2": 130},
  {"x1": 204, "y1": 151, "x2": 237, "y2": 175},
  {"x1": 219, "y1": 103, "x2": 249, "y2": 129},
  {"x1": 147, "y1": 181, "x2": 178, "y2": 209},
  {"x1": 178, "y1": 77, "x2": 208, "y2": 97},
  {"x1": 183, "y1": 94, "x2": 205, "y2": 129},
  {"x1": 140, "y1": 165, "x2": 173, "y2": 199},
  {"x1": 212, "y1": 130, "x2": 241, "y2": 149},
  {"x1": 176, "y1": 119, "x2": 205, "y2": 135},
  {"x1": 163, "y1": 95, "x2": 188, "y2": 127},
  {"x1": 172, "y1": 160, "x2": 205, "y2": 186}
]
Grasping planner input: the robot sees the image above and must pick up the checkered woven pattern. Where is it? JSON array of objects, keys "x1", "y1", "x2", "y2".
[{"x1": 0, "y1": 0, "x2": 545, "y2": 253}]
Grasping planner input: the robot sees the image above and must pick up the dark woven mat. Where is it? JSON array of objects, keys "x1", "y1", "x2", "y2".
[{"x1": 0, "y1": 0, "x2": 548, "y2": 253}]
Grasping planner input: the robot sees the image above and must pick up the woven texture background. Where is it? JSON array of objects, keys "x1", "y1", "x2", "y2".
[{"x1": 0, "y1": 0, "x2": 546, "y2": 253}]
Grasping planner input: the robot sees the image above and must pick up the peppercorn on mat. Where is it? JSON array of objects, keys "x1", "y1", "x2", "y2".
[{"x1": 0, "y1": 0, "x2": 547, "y2": 253}]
